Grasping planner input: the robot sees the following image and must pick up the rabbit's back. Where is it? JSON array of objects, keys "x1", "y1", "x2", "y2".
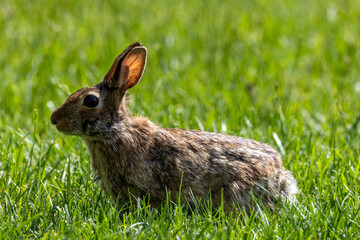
[{"x1": 159, "y1": 128, "x2": 297, "y2": 209}]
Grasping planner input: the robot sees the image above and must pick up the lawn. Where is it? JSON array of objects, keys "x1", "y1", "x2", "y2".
[{"x1": 1, "y1": 0, "x2": 359, "y2": 238}]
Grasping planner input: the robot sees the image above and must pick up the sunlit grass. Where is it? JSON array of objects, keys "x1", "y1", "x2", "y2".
[{"x1": 0, "y1": 0, "x2": 359, "y2": 238}]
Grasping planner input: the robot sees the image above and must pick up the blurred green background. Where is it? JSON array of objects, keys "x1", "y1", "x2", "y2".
[{"x1": 1, "y1": 0, "x2": 359, "y2": 238}]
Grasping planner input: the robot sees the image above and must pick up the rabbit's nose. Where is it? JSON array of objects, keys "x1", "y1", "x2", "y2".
[{"x1": 50, "y1": 113, "x2": 58, "y2": 125}]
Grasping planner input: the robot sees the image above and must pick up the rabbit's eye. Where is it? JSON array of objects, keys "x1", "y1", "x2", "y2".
[{"x1": 83, "y1": 95, "x2": 99, "y2": 108}]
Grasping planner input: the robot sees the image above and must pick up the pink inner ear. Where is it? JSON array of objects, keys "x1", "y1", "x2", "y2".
[
  {"x1": 127, "y1": 54, "x2": 140, "y2": 68},
  {"x1": 123, "y1": 49, "x2": 146, "y2": 89}
]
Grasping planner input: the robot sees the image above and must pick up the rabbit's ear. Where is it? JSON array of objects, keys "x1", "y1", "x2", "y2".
[
  {"x1": 104, "y1": 42, "x2": 147, "y2": 92},
  {"x1": 120, "y1": 46, "x2": 147, "y2": 90}
]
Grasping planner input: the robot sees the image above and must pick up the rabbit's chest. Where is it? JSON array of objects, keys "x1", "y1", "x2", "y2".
[
  {"x1": 89, "y1": 147, "x2": 113, "y2": 192},
  {"x1": 87, "y1": 142, "x2": 147, "y2": 196},
  {"x1": 85, "y1": 143, "x2": 121, "y2": 189}
]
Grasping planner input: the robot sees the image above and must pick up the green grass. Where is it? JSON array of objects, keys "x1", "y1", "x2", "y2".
[{"x1": 1, "y1": 0, "x2": 360, "y2": 238}]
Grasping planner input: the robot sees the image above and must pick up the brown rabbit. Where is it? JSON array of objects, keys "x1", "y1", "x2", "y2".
[{"x1": 51, "y1": 42, "x2": 297, "y2": 212}]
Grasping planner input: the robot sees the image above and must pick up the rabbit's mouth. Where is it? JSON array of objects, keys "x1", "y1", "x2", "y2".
[
  {"x1": 53, "y1": 121, "x2": 82, "y2": 136},
  {"x1": 56, "y1": 128, "x2": 82, "y2": 136}
]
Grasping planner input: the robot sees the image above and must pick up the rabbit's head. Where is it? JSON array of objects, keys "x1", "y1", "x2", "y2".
[{"x1": 51, "y1": 42, "x2": 147, "y2": 140}]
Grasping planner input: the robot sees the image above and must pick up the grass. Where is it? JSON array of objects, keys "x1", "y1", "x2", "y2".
[{"x1": 1, "y1": 0, "x2": 360, "y2": 238}]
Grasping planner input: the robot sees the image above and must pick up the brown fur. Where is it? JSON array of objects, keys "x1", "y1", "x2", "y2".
[{"x1": 51, "y1": 42, "x2": 298, "y2": 212}]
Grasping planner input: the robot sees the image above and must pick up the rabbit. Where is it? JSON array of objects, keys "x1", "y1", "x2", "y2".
[{"x1": 51, "y1": 42, "x2": 298, "y2": 212}]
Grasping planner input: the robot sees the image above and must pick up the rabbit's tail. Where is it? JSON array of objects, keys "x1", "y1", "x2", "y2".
[{"x1": 279, "y1": 170, "x2": 298, "y2": 203}]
